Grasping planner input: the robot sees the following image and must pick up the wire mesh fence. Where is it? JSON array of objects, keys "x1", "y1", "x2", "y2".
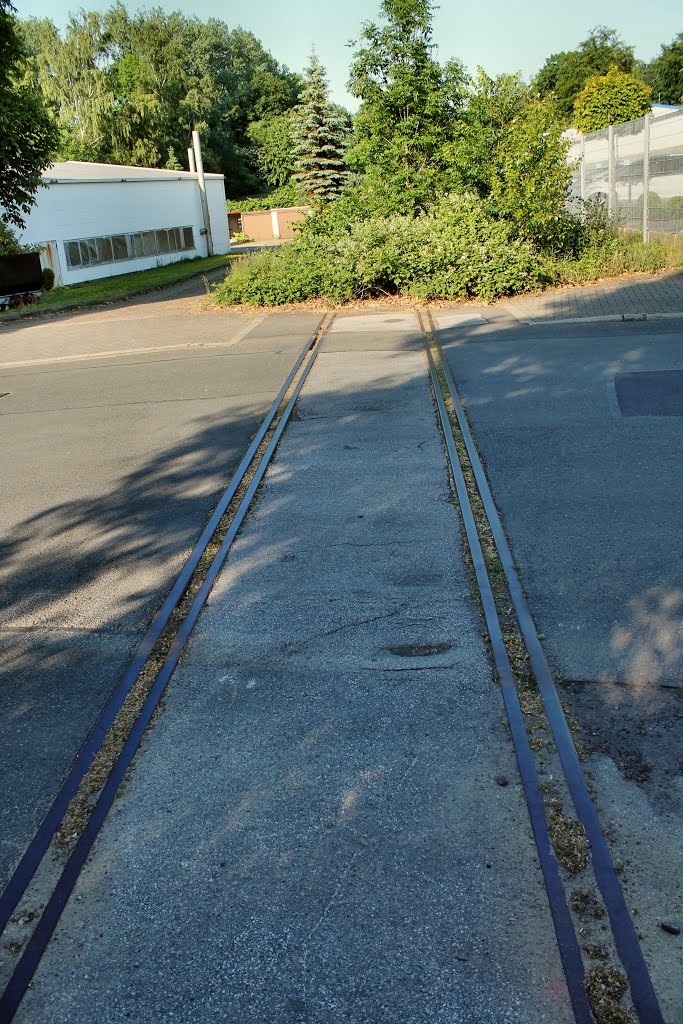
[{"x1": 567, "y1": 108, "x2": 683, "y2": 245}]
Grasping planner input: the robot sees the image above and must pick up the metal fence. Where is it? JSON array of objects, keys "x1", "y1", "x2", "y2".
[{"x1": 567, "y1": 107, "x2": 683, "y2": 243}]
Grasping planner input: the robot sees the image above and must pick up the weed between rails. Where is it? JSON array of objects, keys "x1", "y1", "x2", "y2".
[{"x1": 586, "y1": 966, "x2": 634, "y2": 1024}]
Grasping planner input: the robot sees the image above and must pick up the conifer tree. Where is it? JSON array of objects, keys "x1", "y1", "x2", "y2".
[{"x1": 292, "y1": 52, "x2": 349, "y2": 205}]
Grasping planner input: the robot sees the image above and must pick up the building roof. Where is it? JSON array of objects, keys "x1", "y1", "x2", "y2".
[{"x1": 42, "y1": 160, "x2": 224, "y2": 183}]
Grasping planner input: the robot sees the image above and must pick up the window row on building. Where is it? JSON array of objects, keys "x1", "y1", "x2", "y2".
[{"x1": 64, "y1": 226, "x2": 196, "y2": 269}]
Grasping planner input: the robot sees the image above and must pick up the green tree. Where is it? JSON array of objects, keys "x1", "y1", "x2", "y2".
[
  {"x1": 21, "y1": 12, "x2": 114, "y2": 161},
  {"x1": 641, "y1": 33, "x2": 683, "y2": 104},
  {"x1": 440, "y1": 71, "x2": 576, "y2": 252},
  {"x1": 535, "y1": 26, "x2": 635, "y2": 121},
  {"x1": 444, "y1": 70, "x2": 531, "y2": 196},
  {"x1": 573, "y1": 65, "x2": 652, "y2": 132},
  {"x1": 292, "y1": 52, "x2": 350, "y2": 205},
  {"x1": 165, "y1": 147, "x2": 182, "y2": 170},
  {"x1": 19, "y1": 5, "x2": 302, "y2": 195},
  {"x1": 247, "y1": 111, "x2": 296, "y2": 187},
  {"x1": 488, "y1": 98, "x2": 576, "y2": 252},
  {"x1": 348, "y1": 0, "x2": 466, "y2": 213},
  {"x1": 1, "y1": 0, "x2": 59, "y2": 227}
]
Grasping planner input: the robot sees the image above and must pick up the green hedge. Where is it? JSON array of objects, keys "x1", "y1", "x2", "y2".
[{"x1": 215, "y1": 195, "x2": 554, "y2": 305}]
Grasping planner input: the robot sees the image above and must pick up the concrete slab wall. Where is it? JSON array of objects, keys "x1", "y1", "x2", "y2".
[
  {"x1": 276, "y1": 207, "x2": 308, "y2": 239},
  {"x1": 241, "y1": 211, "x2": 275, "y2": 241},
  {"x1": 241, "y1": 206, "x2": 310, "y2": 241}
]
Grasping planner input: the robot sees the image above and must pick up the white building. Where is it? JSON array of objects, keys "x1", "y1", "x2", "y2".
[{"x1": 14, "y1": 161, "x2": 231, "y2": 287}]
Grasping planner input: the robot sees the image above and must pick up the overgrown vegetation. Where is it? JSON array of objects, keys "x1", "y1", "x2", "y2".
[
  {"x1": 217, "y1": 195, "x2": 553, "y2": 305},
  {"x1": 216, "y1": 0, "x2": 678, "y2": 309},
  {"x1": 556, "y1": 232, "x2": 672, "y2": 285},
  {"x1": 234, "y1": 182, "x2": 304, "y2": 212}
]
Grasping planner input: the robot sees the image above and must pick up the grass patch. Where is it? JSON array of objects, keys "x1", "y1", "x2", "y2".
[
  {"x1": 2, "y1": 254, "x2": 236, "y2": 317},
  {"x1": 556, "y1": 233, "x2": 682, "y2": 285}
]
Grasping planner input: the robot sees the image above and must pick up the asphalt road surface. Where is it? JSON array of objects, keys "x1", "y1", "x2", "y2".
[
  {"x1": 439, "y1": 309, "x2": 683, "y2": 1017},
  {"x1": 439, "y1": 310, "x2": 682, "y2": 689},
  {"x1": 0, "y1": 281, "x2": 321, "y2": 887}
]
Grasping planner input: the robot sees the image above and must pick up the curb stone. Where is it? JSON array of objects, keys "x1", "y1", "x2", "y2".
[{"x1": 519, "y1": 311, "x2": 683, "y2": 326}]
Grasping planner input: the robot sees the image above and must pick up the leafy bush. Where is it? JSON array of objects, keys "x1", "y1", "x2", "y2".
[
  {"x1": 233, "y1": 182, "x2": 305, "y2": 212},
  {"x1": 42, "y1": 267, "x2": 55, "y2": 291},
  {"x1": 230, "y1": 232, "x2": 253, "y2": 244},
  {"x1": 215, "y1": 194, "x2": 553, "y2": 306}
]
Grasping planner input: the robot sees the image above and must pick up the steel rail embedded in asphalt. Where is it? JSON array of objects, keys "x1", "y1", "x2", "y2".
[
  {"x1": 420, "y1": 318, "x2": 592, "y2": 1023},
  {"x1": 0, "y1": 313, "x2": 335, "y2": 1021},
  {"x1": 0, "y1": 315, "x2": 324, "y2": 938},
  {"x1": 421, "y1": 310, "x2": 664, "y2": 1024}
]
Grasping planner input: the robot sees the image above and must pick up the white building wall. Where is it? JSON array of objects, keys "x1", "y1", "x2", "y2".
[{"x1": 16, "y1": 173, "x2": 230, "y2": 286}]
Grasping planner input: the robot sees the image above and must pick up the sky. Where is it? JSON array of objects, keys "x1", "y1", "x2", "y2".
[{"x1": 14, "y1": 0, "x2": 682, "y2": 110}]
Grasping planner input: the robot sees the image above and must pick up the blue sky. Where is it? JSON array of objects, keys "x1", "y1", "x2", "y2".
[{"x1": 14, "y1": 0, "x2": 682, "y2": 109}]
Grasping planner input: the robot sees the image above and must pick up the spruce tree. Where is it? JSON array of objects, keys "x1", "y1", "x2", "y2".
[{"x1": 292, "y1": 52, "x2": 349, "y2": 205}]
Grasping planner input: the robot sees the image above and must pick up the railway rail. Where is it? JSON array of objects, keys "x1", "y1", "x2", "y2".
[{"x1": 0, "y1": 310, "x2": 665, "y2": 1022}]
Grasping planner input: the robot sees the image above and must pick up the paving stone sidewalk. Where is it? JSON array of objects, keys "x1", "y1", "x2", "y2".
[{"x1": 504, "y1": 269, "x2": 683, "y2": 323}]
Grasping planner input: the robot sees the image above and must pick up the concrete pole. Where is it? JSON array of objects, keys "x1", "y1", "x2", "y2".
[
  {"x1": 642, "y1": 116, "x2": 650, "y2": 243},
  {"x1": 580, "y1": 136, "x2": 586, "y2": 207},
  {"x1": 192, "y1": 129, "x2": 213, "y2": 257},
  {"x1": 188, "y1": 147, "x2": 196, "y2": 173}
]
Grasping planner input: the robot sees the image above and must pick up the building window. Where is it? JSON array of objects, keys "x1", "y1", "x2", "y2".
[
  {"x1": 111, "y1": 235, "x2": 129, "y2": 260},
  {"x1": 81, "y1": 239, "x2": 97, "y2": 265},
  {"x1": 97, "y1": 237, "x2": 113, "y2": 263},
  {"x1": 142, "y1": 231, "x2": 156, "y2": 257},
  {"x1": 64, "y1": 226, "x2": 196, "y2": 269},
  {"x1": 65, "y1": 241, "x2": 81, "y2": 267},
  {"x1": 155, "y1": 229, "x2": 170, "y2": 254}
]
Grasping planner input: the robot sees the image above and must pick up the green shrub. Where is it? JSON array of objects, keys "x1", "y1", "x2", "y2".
[
  {"x1": 215, "y1": 195, "x2": 553, "y2": 306},
  {"x1": 233, "y1": 182, "x2": 305, "y2": 212},
  {"x1": 42, "y1": 266, "x2": 55, "y2": 291}
]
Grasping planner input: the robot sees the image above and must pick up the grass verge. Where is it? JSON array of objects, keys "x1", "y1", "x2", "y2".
[
  {"x1": 1, "y1": 254, "x2": 237, "y2": 319},
  {"x1": 555, "y1": 233, "x2": 682, "y2": 286}
]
